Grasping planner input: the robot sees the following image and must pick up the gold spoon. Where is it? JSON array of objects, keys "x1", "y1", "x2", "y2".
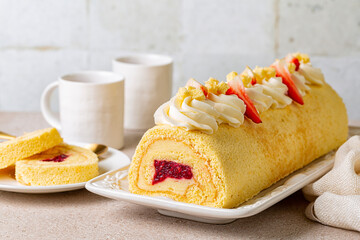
[
  {"x1": 85, "y1": 143, "x2": 108, "y2": 156},
  {"x1": 0, "y1": 131, "x2": 108, "y2": 156},
  {"x1": 0, "y1": 131, "x2": 16, "y2": 140}
]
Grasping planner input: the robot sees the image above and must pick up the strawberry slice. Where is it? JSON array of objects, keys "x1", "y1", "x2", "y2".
[
  {"x1": 226, "y1": 76, "x2": 262, "y2": 123},
  {"x1": 185, "y1": 78, "x2": 208, "y2": 97},
  {"x1": 270, "y1": 59, "x2": 304, "y2": 105},
  {"x1": 286, "y1": 55, "x2": 300, "y2": 71}
]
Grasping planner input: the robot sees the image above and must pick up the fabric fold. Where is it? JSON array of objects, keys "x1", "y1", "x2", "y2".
[{"x1": 303, "y1": 135, "x2": 360, "y2": 232}]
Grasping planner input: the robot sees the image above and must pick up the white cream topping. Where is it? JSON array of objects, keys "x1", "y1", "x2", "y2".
[
  {"x1": 298, "y1": 63, "x2": 324, "y2": 85},
  {"x1": 245, "y1": 85, "x2": 273, "y2": 113},
  {"x1": 154, "y1": 94, "x2": 246, "y2": 133},
  {"x1": 154, "y1": 56, "x2": 325, "y2": 134},
  {"x1": 206, "y1": 93, "x2": 246, "y2": 128},
  {"x1": 154, "y1": 96, "x2": 219, "y2": 134},
  {"x1": 292, "y1": 72, "x2": 310, "y2": 96},
  {"x1": 262, "y1": 77, "x2": 293, "y2": 108}
]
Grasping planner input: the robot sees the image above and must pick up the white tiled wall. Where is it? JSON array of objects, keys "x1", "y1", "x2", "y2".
[{"x1": 0, "y1": 0, "x2": 359, "y2": 119}]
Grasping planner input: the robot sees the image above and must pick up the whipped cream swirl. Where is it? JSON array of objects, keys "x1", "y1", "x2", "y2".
[
  {"x1": 154, "y1": 94, "x2": 246, "y2": 133},
  {"x1": 206, "y1": 93, "x2": 246, "y2": 128},
  {"x1": 292, "y1": 72, "x2": 310, "y2": 96},
  {"x1": 155, "y1": 54, "x2": 325, "y2": 135},
  {"x1": 298, "y1": 63, "x2": 324, "y2": 85},
  {"x1": 154, "y1": 96, "x2": 219, "y2": 134},
  {"x1": 245, "y1": 85, "x2": 273, "y2": 113},
  {"x1": 262, "y1": 77, "x2": 292, "y2": 108}
]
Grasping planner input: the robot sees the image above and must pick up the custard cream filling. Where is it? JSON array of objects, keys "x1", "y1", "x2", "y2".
[
  {"x1": 22, "y1": 144, "x2": 97, "y2": 165},
  {"x1": 136, "y1": 140, "x2": 220, "y2": 204}
]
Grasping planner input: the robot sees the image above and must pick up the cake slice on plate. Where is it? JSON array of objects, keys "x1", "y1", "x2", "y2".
[
  {"x1": 0, "y1": 128, "x2": 63, "y2": 169},
  {"x1": 16, "y1": 143, "x2": 99, "y2": 186}
]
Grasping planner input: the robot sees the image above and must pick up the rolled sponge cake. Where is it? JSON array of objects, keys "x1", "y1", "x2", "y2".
[
  {"x1": 0, "y1": 128, "x2": 63, "y2": 169},
  {"x1": 128, "y1": 83, "x2": 348, "y2": 208},
  {"x1": 16, "y1": 143, "x2": 98, "y2": 186}
]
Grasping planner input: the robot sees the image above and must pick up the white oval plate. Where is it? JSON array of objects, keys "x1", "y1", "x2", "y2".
[{"x1": 0, "y1": 142, "x2": 130, "y2": 193}]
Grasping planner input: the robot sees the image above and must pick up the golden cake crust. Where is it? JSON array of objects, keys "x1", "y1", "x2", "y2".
[
  {"x1": 129, "y1": 83, "x2": 348, "y2": 208},
  {"x1": 0, "y1": 128, "x2": 63, "y2": 169}
]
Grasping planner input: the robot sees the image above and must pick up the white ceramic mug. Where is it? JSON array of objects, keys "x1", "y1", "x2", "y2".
[
  {"x1": 113, "y1": 54, "x2": 172, "y2": 130},
  {"x1": 41, "y1": 71, "x2": 125, "y2": 149}
]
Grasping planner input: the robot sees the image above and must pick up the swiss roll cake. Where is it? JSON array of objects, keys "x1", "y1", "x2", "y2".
[
  {"x1": 16, "y1": 143, "x2": 99, "y2": 186},
  {"x1": 0, "y1": 128, "x2": 63, "y2": 169},
  {"x1": 128, "y1": 53, "x2": 348, "y2": 208}
]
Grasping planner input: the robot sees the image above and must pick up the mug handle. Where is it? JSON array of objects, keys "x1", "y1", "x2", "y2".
[{"x1": 40, "y1": 82, "x2": 61, "y2": 130}]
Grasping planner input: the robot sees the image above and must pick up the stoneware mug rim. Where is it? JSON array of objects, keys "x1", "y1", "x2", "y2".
[
  {"x1": 60, "y1": 70, "x2": 124, "y2": 85},
  {"x1": 113, "y1": 53, "x2": 173, "y2": 68}
]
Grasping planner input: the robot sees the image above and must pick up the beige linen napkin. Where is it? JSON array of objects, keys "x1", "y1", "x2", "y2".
[{"x1": 302, "y1": 135, "x2": 360, "y2": 232}]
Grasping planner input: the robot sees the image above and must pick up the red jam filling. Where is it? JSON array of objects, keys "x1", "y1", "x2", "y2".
[
  {"x1": 42, "y1": 154, "x2": 69, "y2": 162},
  {"x1": 152, "y1": 160, "x2": 193, "y2": 185}
]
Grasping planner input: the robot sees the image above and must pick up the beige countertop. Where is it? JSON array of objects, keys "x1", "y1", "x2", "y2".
[{"x1": 0, "y1": 112, "x2": 358, "y2": 239}]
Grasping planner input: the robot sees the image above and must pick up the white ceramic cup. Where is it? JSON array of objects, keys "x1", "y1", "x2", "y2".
[
  {"x1": 113, "y1": 54, "x2": 172, "y2": 130},
  {"x1": 41, "y1": 71, "x2": 125, "y2": 149}
]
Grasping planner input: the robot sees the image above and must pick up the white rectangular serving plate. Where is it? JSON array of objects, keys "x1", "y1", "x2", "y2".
[
  {"x1": 86, "y1": 126, "x2": 359, "y2": 224},
  {"x1": 86, "y1": 151, "x2": 334, "y2": 224}
]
